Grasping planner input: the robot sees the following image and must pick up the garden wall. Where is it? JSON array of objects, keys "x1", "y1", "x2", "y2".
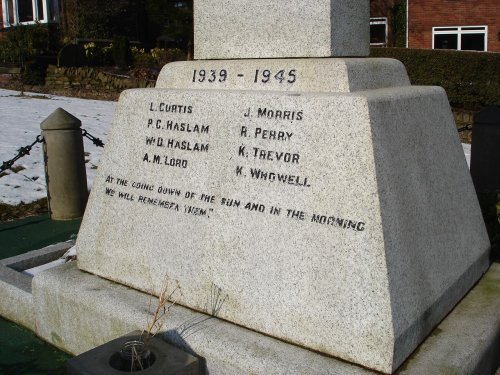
[{"x1": 44, "y1": 65, "x2": 155, "y2": 92}]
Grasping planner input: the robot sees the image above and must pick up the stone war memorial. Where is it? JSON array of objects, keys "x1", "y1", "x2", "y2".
[{"x1": 4, "y1": 0, "x2": 497, "y2": 374}]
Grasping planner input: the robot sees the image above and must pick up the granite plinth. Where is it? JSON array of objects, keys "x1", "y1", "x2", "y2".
[
  {"x1": 76, "y1": 85, "x2": 489, "y2": 373},
  {"x1": 31, "y1": 261, "x2": 500, "y2": 375},
  {"x1": 156, "y1": 58, "x2": 410, "y2": 93},
  {"x1": 194, "y1": 0, "x2": 369, "y2": 59}
]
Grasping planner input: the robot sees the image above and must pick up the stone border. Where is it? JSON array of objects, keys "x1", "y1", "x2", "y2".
[
  {"x1": 0, "y1": 241, "x2": 73, "y2": 329},
  {"x1": 32, "y1": 260, "x2": 500, "y2": 375},
  {"x1": 0, "y1": 244, "x2": 498, "y2": 374}
]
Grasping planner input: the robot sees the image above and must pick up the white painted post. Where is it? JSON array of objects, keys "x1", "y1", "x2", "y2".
[
  {"x1": 12, "y1": 0, "x2": 19, "y2": 24},
  {"x1": 2, "y1": 0, "x2": 9, "y2": 27},
  {"x1": 42, "y1": 0, "x2": 48, "y2": 21},
  {"x1": 32, "y1": 0, "x2": 38, "y2": 21}
]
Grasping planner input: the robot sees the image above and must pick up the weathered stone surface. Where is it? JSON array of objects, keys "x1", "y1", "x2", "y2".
[
  {"x1": 156, "y1": 58, "x2": 410, "y2": 93},
  {"x1": 32, "y1": 261, "x2": 500, "y2": 375},
  {"x1": 76, "y1": 85, "x2": 489, "y2": 373},
  {"x1": 194, "y1": 0, "x2": 369, "y2": 59},
  {"x1": 0, "y1": 242, "x2": 72, "y2": 330},
  {"x1": 32, "y1": 262, "x2": 377, "y2": 374}
]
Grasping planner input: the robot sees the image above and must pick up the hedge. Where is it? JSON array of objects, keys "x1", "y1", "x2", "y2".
[{"x1": 370, "y1": 48, "x2": 500, "y2": 110}]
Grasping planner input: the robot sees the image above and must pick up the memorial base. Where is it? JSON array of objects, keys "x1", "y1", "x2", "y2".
[
  {"x1": 76, "y1": 82, "x2": 489, "y2": 372},
  {"x1": 1, "y1": 246, "x2": 499, "y2": 374},
  {"x1": 18, "y1": 257, "x2": 500, "y2": 374}
]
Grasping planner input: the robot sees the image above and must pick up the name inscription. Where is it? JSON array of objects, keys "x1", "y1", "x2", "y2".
[{"x1": 103, "y1": 97, "x2": 367, "y2": 234}]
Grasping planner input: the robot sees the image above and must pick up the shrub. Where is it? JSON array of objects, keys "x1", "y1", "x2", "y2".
[
  {"x1": 1, "y1": 23, "x2": 49, "y2": 67},
  {"x1": 131, "y1": 46, "x2": 155, "y2": 68},
  {"x1": 112, "y1": 36, "x2": 132, "y2": 68},
  {"x1": 100, "y1": 43, "x2": 114, "y2": 66},
  {"x1": 476, "y1": 192, "x2": 500, "y2": 262},
  {"x1": 370, "y1": 48, "x2": 500, "y2": 110},
  {"x1": 58, "y1": 44, "x2": 86, "y2": 67},
  {"x1": 22, "y1": 59, "x2": 47, "y2": 85},
  {"x1": 150, "y1": 48, "x2": 186, "y2": 66}
]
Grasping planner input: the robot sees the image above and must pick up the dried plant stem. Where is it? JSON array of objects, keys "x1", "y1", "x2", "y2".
[{"x1": 141, "y1": 279, "x2": 181, "y2": 345}]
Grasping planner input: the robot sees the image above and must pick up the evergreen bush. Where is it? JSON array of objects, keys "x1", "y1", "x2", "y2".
[
  {"x1": 21, "y1": 59, "x2": 47, "y2": 85},
  {"x1": 112, "y1": 36, "x2": 132, "y2": 68},
  {"x1": 370, "y1": 48, "x2": 500, "y2": 110}
]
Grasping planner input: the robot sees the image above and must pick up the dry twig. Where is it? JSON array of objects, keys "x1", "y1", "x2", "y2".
[{"x1": 141, "y1": 278, "x2": 181, "y2": 344}]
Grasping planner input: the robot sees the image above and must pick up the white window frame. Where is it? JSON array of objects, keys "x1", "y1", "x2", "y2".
[
  {"x1": 370, "y1": 17, "x2": 388, "y2": 46},
  {"x1": 2, "y1": 0, "x2": 58, "y2": 28},
  {"x1": 432, "y1": 25, "x2": 488, "y2": 52}
]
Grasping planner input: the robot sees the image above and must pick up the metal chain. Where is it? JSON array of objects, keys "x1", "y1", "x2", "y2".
[
  {"x1": 457, "y1": 124, "x2": 473, "y2": 132},
  {"x1": 81, "y1": 129, "x2": 105, "y2": 148},
  {"x1": 0, "y1": 135, "x2": 44, "y2": 174}
]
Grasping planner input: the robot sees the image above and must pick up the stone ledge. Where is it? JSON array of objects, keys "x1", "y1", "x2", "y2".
[
  {"x1": 0, "y1": 242, "x2": 73, "y2": 329},
  {"x1": 26, "y1": 259, "x2": 500, "y2": 375},
  {"x1": 156, "y1": 58, "x2": 410, "y2": 93}
]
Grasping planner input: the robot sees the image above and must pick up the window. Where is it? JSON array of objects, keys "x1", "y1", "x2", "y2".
[
  {"x1": 18, "y1": 0, "x2": 34, "y2": 22},
  {"x1": 2, "y1": 0, "x2": 58, "y2": 27},
  {"x1": 433, "y1": 26, "x2": 487, "y2": 51},
  {"x1": 37, "y1": 0, "x2": 44, "y2": 21},
  {"x1": 370, "y1": 17, "x2": 388, "y2": 46}
]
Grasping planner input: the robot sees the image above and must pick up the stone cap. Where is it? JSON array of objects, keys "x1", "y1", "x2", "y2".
[
  {"x1": 194, "y1": 0, "x2": 369, "y2": 59},
  {"x1": 40, "y1": 108, "x2": 82, "y2": 131},
  {"x1": 156, "y1": 58, "x2": 410, "y2": 93}
]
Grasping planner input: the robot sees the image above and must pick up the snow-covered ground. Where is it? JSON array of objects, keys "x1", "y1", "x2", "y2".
[
  {"x1": 0, "y1": 88, "x2": 472, "y2": 206},
  {"x1": 0, "y1": 88, "x2": 116, "y2": 205}
]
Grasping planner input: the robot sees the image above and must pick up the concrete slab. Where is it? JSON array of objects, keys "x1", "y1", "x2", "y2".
[
  {"x1": 27, "y1": 260, "x2": 500, "y2": 375},
  {"x1": 0, "y1": 242, "x2": 73, "y2": 329}
]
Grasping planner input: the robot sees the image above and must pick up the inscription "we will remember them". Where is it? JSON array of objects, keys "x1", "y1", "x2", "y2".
[{"x1": 103, "y1": 174, "x2": 366, "y2": 232}]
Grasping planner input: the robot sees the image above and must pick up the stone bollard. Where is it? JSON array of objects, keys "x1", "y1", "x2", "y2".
[{"x1": 40, "y1": 108, "x2": 88, "y2": 220}]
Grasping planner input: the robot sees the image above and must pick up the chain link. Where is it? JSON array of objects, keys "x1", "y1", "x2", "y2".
[
  {"x1": 457, "y1": 124, "x2": 473, "y2": 132},
  {"x1": 81, "y1": 129, "x2": 105, "y2": 148},
  {"x1": 0, "y1": 135, "x2": 44, "y2": 174},
  {"x1": 1, "y1": 129, "x2": 103, "y2": 177}
]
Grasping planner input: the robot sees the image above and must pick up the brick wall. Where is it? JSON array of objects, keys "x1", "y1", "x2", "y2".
[
  {"x1": 408, "y1": 0, "x2": 500, "y2": 52},
  {"x1": 371, "y1": 0, "x2": 397, "y2": 17}
]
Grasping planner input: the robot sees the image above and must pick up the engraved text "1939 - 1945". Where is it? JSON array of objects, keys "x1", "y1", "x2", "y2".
[{"x1": 192, "y1": 69, "x2": 297, "y2": 84}]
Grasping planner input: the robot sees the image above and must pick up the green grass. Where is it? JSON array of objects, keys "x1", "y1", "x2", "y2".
[{"x1": 0, "y1": 317, "x2": 70, "y2": 375}]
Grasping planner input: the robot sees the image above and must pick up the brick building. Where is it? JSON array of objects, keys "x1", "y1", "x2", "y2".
[
  {"x1": 370, "y1": 0, "x2": 404, "y2": 47},
  {"x1": 408, "y1": 0, "x2": 500, "y2": 52}
]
